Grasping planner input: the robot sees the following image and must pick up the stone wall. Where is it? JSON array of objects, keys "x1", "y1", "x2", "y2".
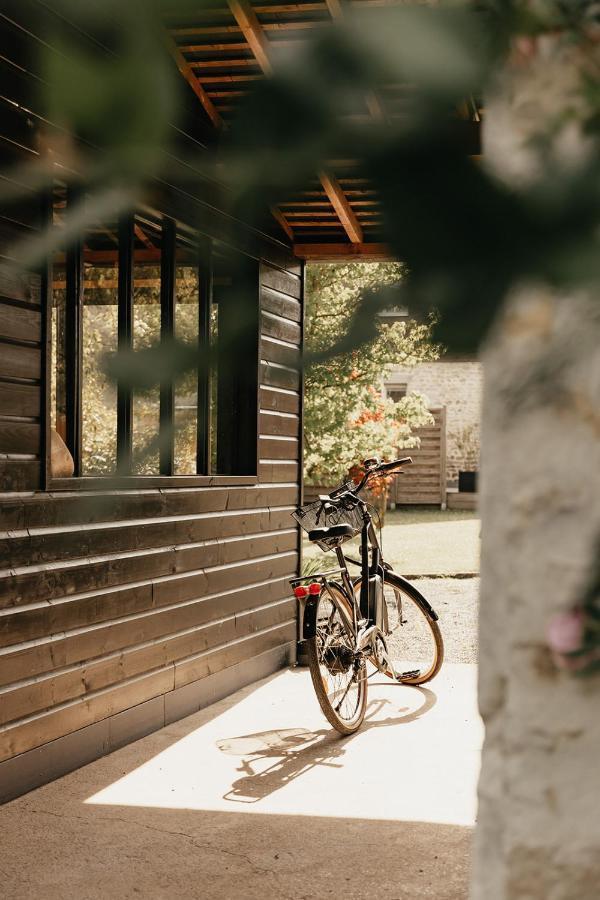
[
  {"x1": 385, "y1": 360, "x2": 482, "y2": 482},
  {"x1": 473, "y1": 29, "x2": 600, "y2": 900}
]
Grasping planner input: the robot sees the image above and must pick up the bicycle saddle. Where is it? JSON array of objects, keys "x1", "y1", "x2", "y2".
[{"x1": 308, "y1": 523, "x2": 354, "y2": 543}]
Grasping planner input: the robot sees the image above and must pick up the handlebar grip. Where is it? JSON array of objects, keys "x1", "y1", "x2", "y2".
[{"x1": 379, "y1": 456, "x2": 412, "y2": 473}]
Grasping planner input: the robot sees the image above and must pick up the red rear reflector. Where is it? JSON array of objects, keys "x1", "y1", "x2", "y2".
[
  {"x1": 308, "y1": 582, "x2": 321, "y2": 595},
  {"x1": 293, "y1": 586, "x2": 308, "y2": 599}
]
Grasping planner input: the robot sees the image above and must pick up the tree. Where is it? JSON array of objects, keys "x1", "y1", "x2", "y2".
[{"x1": 303, "y1": 262, "x2": 438, "y2": 486}]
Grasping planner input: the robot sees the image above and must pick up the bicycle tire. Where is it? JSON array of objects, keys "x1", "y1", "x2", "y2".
[
  {"x1": 306, "y1": 584, "x2": 368, "y2": 735},
  {"x1": 354, "y1": 570, "x2": 444, "y2": 685}
]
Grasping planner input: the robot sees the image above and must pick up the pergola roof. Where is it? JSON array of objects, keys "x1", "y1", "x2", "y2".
[{"x1": 164, "y1": 0, "x2": 481, "y2": 259}]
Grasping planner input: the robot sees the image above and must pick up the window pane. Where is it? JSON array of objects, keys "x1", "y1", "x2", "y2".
[
  {"x1": 81, "y1": 233, "x2": 118, "y2": 475},
  {"x1": 132, "y1": 217, "x2": 161, "y2": 475},
  {"x1": 211, "y1": 249, "x2": 259, "y2": 475},
  {"x1": 174, "y1": 240, "x2": 199, "y2": 475}
]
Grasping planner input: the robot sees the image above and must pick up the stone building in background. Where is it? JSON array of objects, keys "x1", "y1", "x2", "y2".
[{"x1": 385, "y1": 354, "x2": 482, "y2": 485}]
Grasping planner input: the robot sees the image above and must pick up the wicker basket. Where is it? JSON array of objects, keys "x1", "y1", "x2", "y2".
[{"x1": 292, "y1": 482, "x2": 364, "y2": 551}]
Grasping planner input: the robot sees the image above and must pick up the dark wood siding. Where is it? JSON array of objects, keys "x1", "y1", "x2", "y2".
[
  {"x1": 0, "y1": 4, "x2": 303, "y2": 782},
  {"x1": 0, "y1": 260, "x2": 302, "y2": 765}
]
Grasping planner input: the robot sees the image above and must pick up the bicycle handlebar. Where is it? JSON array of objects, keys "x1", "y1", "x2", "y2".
[
  {"x1": 355, "y1": 456, "x2": 412, "y2": 492},
  {"x1": 317, "y1": 457, "x2": 413, "y2": 511}
]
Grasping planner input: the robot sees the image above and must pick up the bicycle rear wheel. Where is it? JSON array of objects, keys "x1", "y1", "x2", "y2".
[
  {"x1": 355, "y1": 571, "x2": 443, "y2": 684},
  {"x1": 306, "y1": 584, "x2": 367, "y2": 735}
]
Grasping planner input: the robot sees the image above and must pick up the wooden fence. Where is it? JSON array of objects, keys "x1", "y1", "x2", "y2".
[{"x1": 389, "y1": 407, "x2": 447, "y2": 508}]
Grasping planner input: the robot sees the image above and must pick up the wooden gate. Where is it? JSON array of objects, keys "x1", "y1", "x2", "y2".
[{"x1": 390, "y1": 406, "x2": 446, "y2": 507}]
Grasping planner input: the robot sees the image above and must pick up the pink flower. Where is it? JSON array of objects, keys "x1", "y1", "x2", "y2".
[{"x1": 546, "y1": 609, "x2": 585, "y2": 656}]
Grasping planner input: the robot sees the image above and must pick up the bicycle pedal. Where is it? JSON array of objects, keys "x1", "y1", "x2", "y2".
[{"x1": 396, "y1": 669, "x2": 420, "y2": 682}]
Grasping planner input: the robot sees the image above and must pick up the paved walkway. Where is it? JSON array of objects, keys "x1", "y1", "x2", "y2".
[{"x1": 0, "y1": 663, "x2": 482, "y2": 899}]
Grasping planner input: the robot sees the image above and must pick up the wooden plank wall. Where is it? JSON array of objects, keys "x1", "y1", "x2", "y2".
[
  {"x1": 0, "y1": 3, "x2": 303, "y2": 785},
  {"x1": 0, "y1": 61, "x2": 44, "y2": 491},
  {"x1": 391, "y1": 407, "x2": 446, "y2": 507},
  {"x1": 0, "y1": 258, "x2": 302, "y2": 768}
]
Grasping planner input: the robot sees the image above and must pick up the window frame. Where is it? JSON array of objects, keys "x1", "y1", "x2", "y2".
[{"x1": 47, "y1": 209, "x2": 260, "y2": 490}]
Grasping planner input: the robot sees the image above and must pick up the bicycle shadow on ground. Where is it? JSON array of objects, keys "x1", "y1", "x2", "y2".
[{"x1": 217, "y1": 684, "x2": 437, "y2": 804}]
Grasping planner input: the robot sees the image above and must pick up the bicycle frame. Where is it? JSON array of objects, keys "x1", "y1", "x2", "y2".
[{"x1": 291, "y1": 491, "x2": 386, "y2": 653}]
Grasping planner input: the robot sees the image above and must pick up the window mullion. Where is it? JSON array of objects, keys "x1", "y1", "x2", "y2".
[
  {"x1": 117, "y1": 215, "x2": 134, "y2": 473},
  {"x1": 160, "y1": 218, "x2": 176, "y2": 476},
  {"x1": 196, "y1": 236, "x2": 212, "y2": 475},
  {"x1": 65, "y1": 188, "x2": 83, "y2": 477}
]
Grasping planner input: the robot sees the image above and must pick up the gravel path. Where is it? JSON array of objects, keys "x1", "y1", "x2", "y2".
[{"x1": 415, "y1": 577, "x2": 480, "y2": 664}]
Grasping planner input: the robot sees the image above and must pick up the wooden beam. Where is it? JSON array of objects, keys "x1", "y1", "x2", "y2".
[
  {"x1": 165, "y1": 34, "x2": 222, "y2": 128},
  {"x1": 318, "y1": 171, "x2": 363, "y2": 242},
  {"x1": 325, "y1": 0, "x2": 386, "y2": 123},
  {"x1": 224, "y1": 1, "x2": 361, "y2": 243},
  {"x1": 325, "y1": 0, "x2": 344, "y2": 18},
  {"x1": 227, "y1": 0, "x2": 273, "y2": 74},
  {"x1": 293, "y1": 242, "x2": 390, "y2": 260},
  {"x1": 134, "y1": 224, "x2": 155, "y2": 249},
  {"x1": 270, "y1": 206, "x2": 294, "y2": 242}
]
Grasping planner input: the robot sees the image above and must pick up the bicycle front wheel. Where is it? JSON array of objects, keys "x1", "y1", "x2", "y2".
[
  {"x1": 306, "y1": 584, "x2": 367, "y2": 735},
  {"x1": 355, "y1": 571, "x2": 444, "y2": 685}
]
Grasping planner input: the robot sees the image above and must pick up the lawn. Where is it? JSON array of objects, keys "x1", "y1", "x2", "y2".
[{"x1": 302, "y1": 507, "x2": 480, "y2": 577}]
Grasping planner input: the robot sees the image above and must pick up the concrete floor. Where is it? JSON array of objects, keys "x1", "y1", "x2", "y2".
[{"x1": 0, "y1": 663, "x2": 482, "y2": 899}]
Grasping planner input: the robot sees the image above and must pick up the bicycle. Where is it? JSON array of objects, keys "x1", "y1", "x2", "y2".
[{"x1": 290, "y1": 455, "x2": 444, "y2": 735}]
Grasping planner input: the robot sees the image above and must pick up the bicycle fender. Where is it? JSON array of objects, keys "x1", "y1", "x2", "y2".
[
  {"x1": 301, "y1": 596, "x2": 319, "y2": 640},
  {"x1": 300, "y1": 581, "x2": 349, "y2": 641},
  {"x1": 390, "y1": 573, "x2": 440, "y2": 621},
  {"x1": 352, "y1": 572, "x2": 440, "y2": 622}
]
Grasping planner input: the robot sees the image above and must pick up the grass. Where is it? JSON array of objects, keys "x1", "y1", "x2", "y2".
[{"x1": 302, "y1": 507, "x2": 480, "y2": 578}]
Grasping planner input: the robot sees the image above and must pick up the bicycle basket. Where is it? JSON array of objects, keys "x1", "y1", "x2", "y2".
[{"x1": 292, "y1": 483, "x2": 363, "y2": 551}]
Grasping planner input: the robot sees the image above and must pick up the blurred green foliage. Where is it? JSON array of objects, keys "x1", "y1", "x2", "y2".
[
  {"x1": 303, "y1": 262, "x2": 436, "y2": 485},
  {"x1": 3, "y1": 0, "x2": 599, "y2": 373}
]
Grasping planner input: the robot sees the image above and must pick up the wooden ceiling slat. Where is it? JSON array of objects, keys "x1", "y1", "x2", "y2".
[
  {"x1": 253, "y1": 2, "x2": 327, "y2": 11},
  {"x1": 171, "y1": 19, "x2": 327, "y2": 37},
  {"x1": 167, "y1": 2, "x2": 327, "y2": 20},
  {"x1": 180, "y1": 42, "x2": 251, "y2": 52},
  {"x1": 200, "y1": 73, "x2": 262, "y2": 83},
  {"x1": 190, "y1": 58, "x2": 259, "y2": 69},
  {"x1": 281, "y1": 199, "x2": 378, "y2": 207},
  {"x1": 289, "y1": 219, "x2": 360, "y2": 227},
  {"x1": 207, "y1": 90, "x2": 249, "y2": 98}
]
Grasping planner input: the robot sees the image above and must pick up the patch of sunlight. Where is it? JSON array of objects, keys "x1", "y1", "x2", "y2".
[{"x1": 86, "y1": 664, "x2": 483, "y2": 828}]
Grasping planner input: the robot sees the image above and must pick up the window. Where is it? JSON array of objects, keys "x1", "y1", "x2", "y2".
[
  {"x1": 386, "y1": 383, "x2": 408, "y2": 404},
  {"x1": 50, "y1": 196, "x2": 260, "y2": 480}
]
